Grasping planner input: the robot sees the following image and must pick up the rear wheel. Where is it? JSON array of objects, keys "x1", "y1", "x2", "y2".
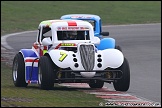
[
  {"x1": 115, "y1": 45, "x2": 122, "y2": 52},
  {"x1": 88, "y1": 80, "x2": 104, "y2": 88},
  {"x1": 113, "y1": 57, "x2": 130, "y2": 91},
  {"x1": 38, "y1": 56, "x2": 56, "y2": 90},
  {"x1": 12, "y1": 53, "x2": 28, "y2": 87}
]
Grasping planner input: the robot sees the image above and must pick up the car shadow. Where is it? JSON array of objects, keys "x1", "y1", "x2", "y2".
[
  {"x1": 19, "y1": 84, "x2": 97, "y2": 91},
  {"x1": 10, "y1": 83, "x2": 105, "y2": 92}
]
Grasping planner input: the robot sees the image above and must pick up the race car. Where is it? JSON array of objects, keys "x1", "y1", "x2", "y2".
[
  {"x1": 60, "y1": 14, "x2": 122, "y2": 51},
  {"x1": 60, "y1": 14, "x2": 109, "y2": 38},
  {"x1": 12, "y1": 19, "x2": 130, "y2": 91}
]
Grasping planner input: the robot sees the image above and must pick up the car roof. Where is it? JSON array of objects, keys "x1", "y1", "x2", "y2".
[
  {"x1": 39, "y1": 19, "x2": 84, "y2": 26},
  {"x1": 61, "y1": 14, "x2": 101, "y2": 20},
  {"x1": 39, "y1": 19, "x2": 93, "y2": 31}
]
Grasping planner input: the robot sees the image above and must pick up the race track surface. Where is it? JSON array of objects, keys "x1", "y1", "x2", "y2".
[{"x1": 1, "y1": 23, "x2": 161, "y2": 103}]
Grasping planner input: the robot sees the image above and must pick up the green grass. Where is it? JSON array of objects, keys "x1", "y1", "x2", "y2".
[
  {"x1": 1, "y1": 62, "x2": 104, "y2": 107},
  {"x1": 1, "y1": 1, "x2": 161, "y2": 35}
]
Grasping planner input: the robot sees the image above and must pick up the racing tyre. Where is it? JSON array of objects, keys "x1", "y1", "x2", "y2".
[
  {"x1": 12, "y1": 53, "x2": 28, "y2": 87},
  {"x1": 89, "y1": 80, "x2": 104, "y2": 88},
  {"x1": 38, "y1": 56, "x2": 55, "y2": 90},
  {"x1": 113, "y1": 57, "x2": 130, "y2": 91},
  {"x1": 115, "y1": 45, "x2": 122, "y2": 52}
]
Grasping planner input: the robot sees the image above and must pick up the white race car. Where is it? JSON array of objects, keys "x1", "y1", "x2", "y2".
[{"x1": 12, "y1": 19, "x2": 130, "y2": 91}]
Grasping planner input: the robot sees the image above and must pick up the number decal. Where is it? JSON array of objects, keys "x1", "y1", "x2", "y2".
[{"x1": 59, "y1": 52, "x2": 67, "y2": 62}]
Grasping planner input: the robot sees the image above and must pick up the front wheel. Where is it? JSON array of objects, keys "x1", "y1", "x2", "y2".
[
  {"x1": 38, "y1": 56, "x2": 56, "y2": 90},
  {"x1": 113, "y1": 57, "x2": 130, "y2": 91},
  {"x1": 12, "y1": 53, "x2": 28, "y2": 87}
]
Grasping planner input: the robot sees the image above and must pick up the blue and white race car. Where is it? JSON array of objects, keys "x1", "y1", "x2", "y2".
[
  {"x1": 61, "y1": 14, "x2": 109, "y2": 38},
  {"x1": 60, "y1": 14, "x2": 122, "y2": 51},
  {"x1": 12, "y1": 19, "x2": 130, "y2": 91}
]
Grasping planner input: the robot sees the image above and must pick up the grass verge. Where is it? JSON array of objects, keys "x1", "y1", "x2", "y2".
[
  {"x1": 1, "y1": 1, "x2": 161, "y2": 35},
  {"x1": 1, "y1": 62, "x2": 104, "y2": 107}
]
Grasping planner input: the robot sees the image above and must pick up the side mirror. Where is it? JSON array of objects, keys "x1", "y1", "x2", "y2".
[
  {"x1": 42, "y1": 37, "x2": 52, "y2": 46},
  {"x1": 92, "y1": 37, "x2": 100, "y2": 45},
  {"x1": 100, "y1": 32, "x2": 109, "y2": 36}
]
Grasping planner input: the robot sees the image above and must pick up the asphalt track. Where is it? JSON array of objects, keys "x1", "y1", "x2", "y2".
[{"x1": 1, "y1": 23, "x2": 161, "y2": 104}]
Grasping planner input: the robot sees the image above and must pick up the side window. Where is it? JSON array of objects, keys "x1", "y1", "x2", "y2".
[
  {"x1": 37, "y1": 29, "x2": 41, "y2": 43},
  {"x1": 87, "y1": 20, "x2": 95, "y2": 31},
  {"x1": 93, "y1": 21, "x2": 96, "y2": 31},
  {"x1": 99, "y1": 19, "x2": 102, "y2": 33},
  {"x1": 41, "y1": 27, "x2": 52, "y2": 42}
]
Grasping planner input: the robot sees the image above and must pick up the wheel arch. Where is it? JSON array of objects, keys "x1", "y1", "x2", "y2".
[
  {"x1": 19, "y1": 49, "x2": 39, "y2": 84},
  {"x1": 97, "y1": 38, "x2": 115, "y2": 50},
  {"x1": 43, "y1": 53, "x2": 59, "y2": 68}
]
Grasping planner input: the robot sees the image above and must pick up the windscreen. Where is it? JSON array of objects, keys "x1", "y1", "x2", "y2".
[
  {"x1": 84, "y1": 20, "x2": 95, "y2": 31},
  {"x1": 57, "y1": 30, "x2": 90, "y2": 40}
]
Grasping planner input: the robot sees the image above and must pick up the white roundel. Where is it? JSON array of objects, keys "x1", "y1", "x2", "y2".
[{"x1": 80, "y1": 72, "x2": 96, "y2": 78}]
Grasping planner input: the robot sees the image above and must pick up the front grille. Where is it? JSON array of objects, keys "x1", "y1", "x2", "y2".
[{"x1": 79, "y1": 44, "x2": 95, "y2": 71}]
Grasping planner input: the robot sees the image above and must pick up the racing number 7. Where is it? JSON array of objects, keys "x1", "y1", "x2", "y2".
[{"x1": 59, "y1": 52, "x2": 67, "y2": 62}]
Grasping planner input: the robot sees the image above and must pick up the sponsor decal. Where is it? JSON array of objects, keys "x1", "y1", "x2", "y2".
[
  {"x1": 57, "y1": 27, "x2": 89, "y2": 30},
  {"x1": 70, "y1": 16, "x2": 92, "y2": 19}
]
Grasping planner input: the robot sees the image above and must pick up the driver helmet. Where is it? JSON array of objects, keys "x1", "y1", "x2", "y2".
[{"x1": 66, "y1": 31, "x2": 77, "y2": 40}]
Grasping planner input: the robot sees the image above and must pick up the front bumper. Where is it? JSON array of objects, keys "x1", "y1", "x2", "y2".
[{"x1": 55, "y1": 69, "x2": 123, "y2": 83}]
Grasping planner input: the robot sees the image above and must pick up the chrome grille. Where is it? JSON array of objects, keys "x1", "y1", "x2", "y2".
[{"x1": 79, "y1": 44, "x2": 95, "y2": 71}]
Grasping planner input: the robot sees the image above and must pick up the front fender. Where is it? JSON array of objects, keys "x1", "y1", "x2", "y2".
[
  {"x1": 48, "y1": 49, "x2": 83, "y2": 69},
  {"x1": 20, "y1": 49, "x2": 38, "y2": 59},
  {"x1": 95, "y1": 49, "x2": 124, "y2": 69},
  {"x1": 48, "y1": 48, "x2": 124, "y2": 70},
  {"x1": 48, "y1": 48, "x2": 124, "y2": 78},
  {"x1": 19, "y1": 49, "x2": 39, "y2": 83},
  {"x1": 97, "y1": 38, "x2": 115, "y2": 50}
]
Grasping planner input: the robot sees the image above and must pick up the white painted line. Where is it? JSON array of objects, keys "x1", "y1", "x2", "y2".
[
  {"x1": 89, "y1": 92, "x2": 132, "y2": 96},
  {"x1": 1, "y1": 23, "x2": 161, "y2": 50},
  {"x1": 1, "y1": 30, "x2": 37, "y2": 50}
]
